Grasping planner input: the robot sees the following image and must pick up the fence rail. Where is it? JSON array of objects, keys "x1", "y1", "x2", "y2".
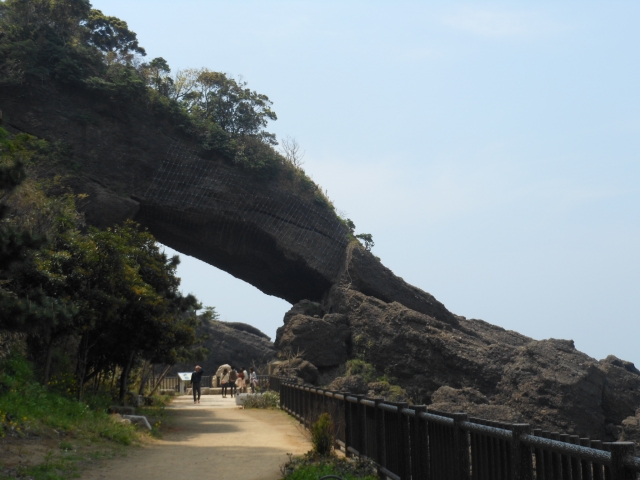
[
  {"x1": 157, "y1": 376, "x2": 213, "y2": 390},
  {"x1": 270, "y1": 376, "x2": 640, "y2": 480}
]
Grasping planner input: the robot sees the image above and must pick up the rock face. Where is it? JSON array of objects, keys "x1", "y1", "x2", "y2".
[
  {"x1": 171, "y1": 321, "x2": 275, "y2": 375},
  {"x1": 276, "y1": 282, "x2": 640, "y2": 441},
  {"x1": 275, "y1": 313, "x2": 350, "y2": 368},
  {"x1": 0, "y1": 83, "x2": 348, "y2": 303},
  {"x1": 4, "y1": 82, "x2": 640, "y2": 445}
]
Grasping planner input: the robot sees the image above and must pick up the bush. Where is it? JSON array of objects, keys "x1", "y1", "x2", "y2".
[
  {"x1": 311, "y1": 413, "x2": 334, "y2": 456},
  {"x1": 0, "y1": 353, "x2": 138, "y2": 445},
  {"x1": 345, "y1": 359, "x2": 376, "y2": 383},
  {"x1": 281, "y1": 452, "x2": 378, "y2": 479},
  {"x1": 242, "y1": 391, "x2": 279, "y2": 409}
]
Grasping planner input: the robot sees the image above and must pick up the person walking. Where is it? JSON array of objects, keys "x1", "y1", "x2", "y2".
[
  {"x1": 191, "y1": 365, "x2": 204, "y2": 404},
  {"x1": 228, "y1": 366, "x2": 238, "y2": 398},
  {"x1": 221, "y1": 368, "x2": 230, "y2": 398},
  {"x1": 243, "y1": 367, "x2": 249, "y2": 393},
  {"x1": 249, "y1": 367, "x2": 258, "y2": 393},
  {"x1": 236, "y1": 367, "x2": 245, "y2": 394}
]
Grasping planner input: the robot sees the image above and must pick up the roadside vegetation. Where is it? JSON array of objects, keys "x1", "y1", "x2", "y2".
[
  {"x1": 0, "y1": 352, "x2": 171, "y2": 479},
  {"x1": 242, "y1": 391, "x2": 280, "y2": 409},
  {"x1": 281, "y1": 414, "x2": 378, "y2": 479},
  {"x1": 0, "y1": 92, "x2": 203, "y2": 476},
  {"x1": 342, "y1": 359, "x2": 407, "y2": 402}
]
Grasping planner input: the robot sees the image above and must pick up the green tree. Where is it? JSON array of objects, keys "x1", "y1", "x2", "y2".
[
  {"x1": 355, "y1": 233, "x2": 374, "y2": 252},
  {"x1": 84, "y1": 9, "x2": 146, "y2": 59},
  {"x1": 0, "y1": 128, "x2": 74, "y2": 346},
  {"x1": 142, "y1": 57, "x2": 173, "y2": 96},
  {"x1": 174, "y1": 68, "x2": 277, "y2": 144}
]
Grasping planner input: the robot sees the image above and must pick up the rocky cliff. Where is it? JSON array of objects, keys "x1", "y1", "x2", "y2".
[
  {"x1": 275, "y1": 247, "x2": 640, "y2": 441},
  {"x1": 3, "y1": 82, "x2": 639, "y2": 444},
  {"x1": 170, "y1": 321, "x2": 275, "y2": 375}
]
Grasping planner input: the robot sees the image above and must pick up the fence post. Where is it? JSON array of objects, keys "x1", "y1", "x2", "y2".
[
  {"x1": 451, "y1": 413, "x2": 470, "y2": 480},
  {"x1": 374, "y1": 398, "x2": 385, "y2": 468},
  {"x1": 343, "y1": 392, "x2": 352, "y2": 457},
  {"x1": 410, "y1": 405, "x2": 428, "y2": 480},
  {"x1": 354, "y1": 394, "x2": 366, "y2": 456},
  {"x1": 609, "y1": 442, "x2": 636, "y2": 480},
  {"x1": 511, "y1": 424, "x2": 533, "y2": 480},
  {"x1": 394, "y1": 402, "x2": 410, "y2": 480}
]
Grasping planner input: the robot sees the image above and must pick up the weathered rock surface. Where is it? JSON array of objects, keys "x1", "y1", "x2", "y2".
[
  {"x1": 171, "y1": 321, "x2": 275, "y2": 375},
  {"x1": 4, "y1": 81, "x2": 640, "y2": 445},
  {"x1": 328, "y1": 375, "x2": 369, "y2": 395},
  {"x1": 277, "y1": 284, "x2": 640, "y2": 441},
  {"x1": 270, "y1": 358, "x2": 319, "y2": 385},
  {"x1": 275, "y1": 312, "x2": 350, "y2": 368}
]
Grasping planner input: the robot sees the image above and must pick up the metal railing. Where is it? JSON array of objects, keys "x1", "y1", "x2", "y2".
[
  {"x1": 270, "y1": 376, "x2": 640, "y2": 480},
  {"x1": 157, "y1": 376, "x2": 213, "y2": 390}
]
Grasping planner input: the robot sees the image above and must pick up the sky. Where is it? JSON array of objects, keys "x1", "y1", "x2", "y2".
[{"x1": 92, "y1": 1, "x2": 640, "y2": 365}]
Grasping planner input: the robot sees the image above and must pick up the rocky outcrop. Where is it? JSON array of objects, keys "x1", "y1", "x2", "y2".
[
  {"x1": 275, "y1": 313, "x2": 350, "y2": 368},
  {"x1": 277, "y1": 284, "x2": 640, "y2": 441},
  {"x1": 171, "y1": 321, "x2": 275, "y2": 375},
  {"x1": 4, "y1": 81, "x2": 640, "y2": 445}
]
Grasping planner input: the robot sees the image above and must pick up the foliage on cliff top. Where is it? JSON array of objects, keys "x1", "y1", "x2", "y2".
[{"x1": 0, "y1": 0, "x2": 335, "y2": 211}]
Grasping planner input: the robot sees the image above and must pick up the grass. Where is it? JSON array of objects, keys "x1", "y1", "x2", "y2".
[
  {"x1": 0, "y1": 354, "x2": 169, "y2": 479},
  {"x1": 281, "y1": 452, "x2": 378, "y2": 480}
]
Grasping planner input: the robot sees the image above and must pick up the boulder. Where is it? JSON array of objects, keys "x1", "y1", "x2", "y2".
[
  {"x1": 275, "y1": 309, "x2": 350, "y2": 368},
  {"x1": 271, "y1": 358, "x2": 319, "y2": 385},
  {"x1": 281, "y1": 284, "x2": 640, "y2": 441},
  {"x1": 329, "y1": 375, "x2": 368, "y2": 394}
]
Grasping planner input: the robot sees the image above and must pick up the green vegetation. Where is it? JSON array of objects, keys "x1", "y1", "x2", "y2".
[
  {"x1": 242, "y1": 391, "x2": 280, "y2": 409},
  {"x1": 345, "y1": 359, "x2": 377, "y2": 383},
  {"x1": 311, "y1": 412, "x2": 334, "y2": 456},
  {"x1": 281, "y1": 452, "x2": 378, "y2": 480},
  {"x1": 0, "y1": 129, "x2": 208, "y2": 405},
  {"x1": 0, "y1": 353, "x2": 170, "y2": 479},
  {"x1": 0, "y1": 0, "x2": 341, "y2": 206},
  {"x1": 343, "y1": 219, "x2": 375, "y2": 252},
  {"x1": 344, "y1": 359, "x2": 407, "y2": 402}
]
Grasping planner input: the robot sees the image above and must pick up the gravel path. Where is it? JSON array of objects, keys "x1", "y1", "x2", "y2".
[{"x1": 81, "y1": 395, "x2": 310, "y2": 480}]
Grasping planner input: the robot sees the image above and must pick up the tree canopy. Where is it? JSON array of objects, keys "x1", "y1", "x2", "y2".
[{"x1": 0, "y1": 130, "x2": 206, "y2": 401}]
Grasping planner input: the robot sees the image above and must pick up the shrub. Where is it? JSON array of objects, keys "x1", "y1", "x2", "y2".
[
  {"x1": 281, "y1": 452, "x2": 378, "y2": 479},
  {"x1": 242, "y1": 391, "x2": 280, "y2": 409},
  {"x1": 345, "y1": 359, "x2": 376, "y2": 383},
  {"x1": 311, "y1": 413, "x2": 334, "y2": 456}
]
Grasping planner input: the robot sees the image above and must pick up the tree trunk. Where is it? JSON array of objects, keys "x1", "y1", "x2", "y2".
[
  {"x1": 118, "y1": 350, "x2": 136, "y2": 405},
  {"x1": 149, "y1": 365, "x2": 172, "y2": 396},
  {"x1": 75, "y1": 333, "x2": 89, "y2": 401},
  {"x1": 43, "y1": 335, "x2": 55, "y2": 386},
  {"x1": 138, "y1": 360, "x2": 151, "y2": 395}
]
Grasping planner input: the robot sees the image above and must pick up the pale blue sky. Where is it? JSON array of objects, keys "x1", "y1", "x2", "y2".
[{"x1": 92, "y1": 1, "x2": 640, "y2": 365}]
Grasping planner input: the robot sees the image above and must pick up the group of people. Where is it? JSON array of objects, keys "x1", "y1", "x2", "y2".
[
  {"x1": 189, "y1": 364, "x2": 259, "y2": 403},
  {"x1": 219, "y1": 366, "x2": 258, "y2": 398}
]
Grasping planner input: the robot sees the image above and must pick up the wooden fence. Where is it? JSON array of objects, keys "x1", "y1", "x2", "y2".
[{"x1": 270, "y1": 376, "x2": 640, "y2": 480}]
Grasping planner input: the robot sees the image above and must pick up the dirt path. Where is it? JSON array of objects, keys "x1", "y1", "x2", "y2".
[{"x1": 80, "y1": 395, "x2": 310, "y2": 480}]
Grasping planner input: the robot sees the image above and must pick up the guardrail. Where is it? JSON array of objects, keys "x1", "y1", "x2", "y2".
[
  {"x1": 157, "y1": 376, "x2": 213, "y2": 390},
  {"x1": 270, "y1": 376, "x2": 640, "y2": 480}
]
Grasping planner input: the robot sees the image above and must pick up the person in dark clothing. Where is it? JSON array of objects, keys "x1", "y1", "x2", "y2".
[{"x1": 191, "y1": 365, "x2": 204, "y2": 404}]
